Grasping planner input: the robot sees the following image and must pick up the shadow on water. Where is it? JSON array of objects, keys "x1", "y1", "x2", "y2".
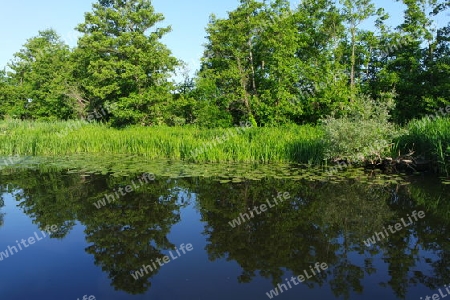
[{"x1": 0, "y1": 163, "x2": 449, "y2": 299}]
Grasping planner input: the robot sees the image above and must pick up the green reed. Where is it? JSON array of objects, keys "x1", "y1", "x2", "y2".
[
  {"x1": 395, "y1": 117, "x2": 450, "y2": 175},
  {"x1": 0, "y1": 120, "x2": 326, "y2": 164}
]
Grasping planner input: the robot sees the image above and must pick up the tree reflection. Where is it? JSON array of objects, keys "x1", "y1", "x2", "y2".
[
  {"x1": 78, "y1": 176, "x2": 184, "y2": 294},
  {"x1": 0, "y1": 195, "x2": 4, "y2": 227},
  {"x1": 0, "y1": 170, "x2": 185, "y2": 294},
  {"x1": 194, "y1": 178, "x2": 450, "y2": 300},
  {"x1": 1, "y1": 167, "x2": 450, "y2": 299}
]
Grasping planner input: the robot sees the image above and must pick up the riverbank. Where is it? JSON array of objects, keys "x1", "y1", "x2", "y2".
[
  {"x1": 0, "y1": 119, "x2": 448, "y2": 175},
  {"x1": 0, "y1": 120, "x2": 324, "y2": 164}
]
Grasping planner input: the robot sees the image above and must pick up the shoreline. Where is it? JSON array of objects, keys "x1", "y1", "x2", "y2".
[{"x1": 0, "y1": 120, "x2": 448, "y2": 175}]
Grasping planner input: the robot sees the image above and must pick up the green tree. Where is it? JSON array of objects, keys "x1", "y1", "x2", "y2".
[
  {"x1": 197, "y1": 0, "x2": 346, "y2": 126},
  {"x1": 421, "y1": 2, "x2": 450, "y2": 117},
  {"x1": 376, "y1": 0, "x2": 436, "y2": 123},
  {"x1": 165, "y1": 64, "x2": 196, "y2": 126},
  {"x1": 6, "y1": 29, "x2": 75, "y2": 120},
  {"x1": 197, "y1": 0, "x2": 266, "y2": 126},
  {"x1": 253, "y1": 0, "x2": 303, "y2": 125},
  {"x1": 340, "y1": 0, "x2": 377, "y2": 98},
  {"x1": 73, "y1": 0, "x2": 179, "y2": 127},
  {"x1": 290, "y1": 0, "x2": 349, "y2": 122},
  {"x1": 0, "y1": 70, "x2": 21, "y2": 118}
]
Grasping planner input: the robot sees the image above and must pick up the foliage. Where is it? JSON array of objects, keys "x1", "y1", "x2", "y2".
[
  {"x1": 0, "y1": 120, "x2": 325, "y2": 164},
  {"x1": 2, "y1": 114, "x2": 449, "y2": 172},
  {"x1": 0, "y1": 70, "x2": 21, "y2": 119},
  {"x1": 322, "y1": 93, "x2": 401, "y2": 163},
  {"x1": 396, "y1": 117, "x2": 450, "y2": 175},
  {"x1": 4, "y1": 29, "x2": 75, "y2": 120},
  {"x1": 0, "y1": 0, "x2": 448, "y2": 130},
  {"x1": 72, "y1": 0, "x2": 179, "y2": 127}
]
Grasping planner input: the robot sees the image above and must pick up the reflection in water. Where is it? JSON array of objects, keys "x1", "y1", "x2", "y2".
[
  {"x1": 0, "y1": 170, "x2": 186, "y2": 294},
  {"x1": 0, "y1": 196, "x2": 3, "y2": 227},
  {"x1": 0, "y1": 168, "x2": 449, "y2": 299},
  {"x1": 194, "y1": 179, "x2": 398, "y2": 298}
]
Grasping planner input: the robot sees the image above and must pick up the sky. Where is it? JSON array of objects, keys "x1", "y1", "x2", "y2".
[
  {"x1": 0, "y1": 0, "x2": 447, "y2": 77},
  {"x1": 0, "y1": 0, "x2": 239, "y2": 74}
]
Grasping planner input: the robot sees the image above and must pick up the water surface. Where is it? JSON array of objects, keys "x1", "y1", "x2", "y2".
[{"x1": 0, "y1": 157, "x2": 449, "y2": 300}]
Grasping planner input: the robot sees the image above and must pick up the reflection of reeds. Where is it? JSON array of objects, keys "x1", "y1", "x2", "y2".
[
  {"x1": 0, "y1": 198, "x2": 4, "y2": 227},
  {"x1": 0, "y1": 120, "x2": 325, "y2": 164},
  {"x1": 435, "y1": 141, "x2": 450, "y2": 177}
]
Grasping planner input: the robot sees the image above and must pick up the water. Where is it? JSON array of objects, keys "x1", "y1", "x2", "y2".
[{"x1": 0, "y1": 158, "x2": 449, "y2": 300}]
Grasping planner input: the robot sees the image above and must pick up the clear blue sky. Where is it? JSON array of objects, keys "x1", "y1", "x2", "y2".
[
  {"x1": 0, "y1": 0, "x2": 446, "y2": 76},
  {"x1": 0, "y1": 0, "x2": 239, "y2": 73}
]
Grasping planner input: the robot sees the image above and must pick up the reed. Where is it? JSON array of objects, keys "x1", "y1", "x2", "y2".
[
  {"x1": 0, "y1": 120, "x2": 326, "y2": 164},
  {"x1": 395, "y1": 117, "x2": 450, "y2": 175},
  {"x1": 2, "y1": 118, "x2": 449, "y2": 173}
]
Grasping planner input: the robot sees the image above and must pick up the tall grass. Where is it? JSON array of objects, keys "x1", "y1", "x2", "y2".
[
  {"x1": 0, "y1": 120, "x2": 325, "y2": 164},
  {"x1": 395, "y1": 117, "x2": 450, "y2": 175},
  {"x1": 2, "y1": 118, "x2": 449, "y2": 173}
]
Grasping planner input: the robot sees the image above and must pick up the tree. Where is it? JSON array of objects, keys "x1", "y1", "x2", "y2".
[
  {"x1": 6, "y1": 29, "x2": 75, "y2": 120},
  {"x1": 253, "y1": 0, "x2": 304, "y2": 125},
  {"x1": 0, "y1": 69, "x2": 21, "y2": 119},
  {"x1": 197, "y1": 0, "x2": 366, "y2": 126},
  {"x1": 197, "y1": 0, "x2": 266, "y2": 126},
  {"x1": 73, "y1": 0, "x2": 179, "y2": 126},
  {"x1": 374, "y1": 0, "x2": 437, "y2": 123},
  {"x1": 290, "y1": 0, "x2": 349, "y2": 122},
  {"x1": 340, "y1": 0, "x2": 377, "y2": 99},
  {"x1": 421, "y1": 1, "x2": 450, "y2": 118}
]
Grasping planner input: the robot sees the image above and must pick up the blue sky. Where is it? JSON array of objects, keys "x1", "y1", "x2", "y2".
[
  {"x1": 0, "y1": 0, "x2": 447, "y2": 76},
  {"x1": 0, "y1": 0, "x2": 239, "y2": 73}
]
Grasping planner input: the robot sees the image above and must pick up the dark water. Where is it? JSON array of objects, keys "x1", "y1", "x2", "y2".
[{"x1": 0, "y1": 162, "x2": 450, "y2": 300}]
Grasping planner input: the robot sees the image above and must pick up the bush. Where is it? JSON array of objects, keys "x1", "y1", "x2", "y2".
[{"x1": 321, "y1": 93, "x2": 401, "y2": 163}]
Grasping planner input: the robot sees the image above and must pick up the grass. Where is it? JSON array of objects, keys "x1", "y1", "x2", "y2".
[
  {"x1": 395, "y1": 117, "x2": 450, "y2": 176},
  {"x1": 1, "y1": 117, "x2": 449, "y2": 174},
  {"x1": 0, "y1": 120, "x2": 326, "y2": 164}
]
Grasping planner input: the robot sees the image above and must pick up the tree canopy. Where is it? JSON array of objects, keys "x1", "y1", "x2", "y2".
[{"x1": 0, "y1": 0, "x2": 448, "y2": 126}]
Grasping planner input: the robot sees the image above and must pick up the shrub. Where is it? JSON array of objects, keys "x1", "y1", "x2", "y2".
[{"x1": 321, "y1": 93, "x2": 401, "y2": 163}]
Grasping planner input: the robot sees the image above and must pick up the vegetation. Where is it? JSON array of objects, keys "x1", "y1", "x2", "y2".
[
  {"x1": 0, "y1": 120, "x2": 325, "y2": 164},
  {"x1": 1, "y1": 115, "x2": 448, "y2": 173},
  {"x1": 396, "y1": 117, "x2": 450, "y2": 175},
  {"x1": 322, "y1": 93, "x2": 401, "y2": 163},
  {"x1": 0, "y1": 0, "x2": 448, "y2": 126},
  {"x1": 0, "y1": 0, "x2": 448, "y2": 172}
]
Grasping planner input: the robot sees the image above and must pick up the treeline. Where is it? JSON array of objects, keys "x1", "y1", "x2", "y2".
[{"x1": 0, "y1": 0, "x2": 449, "y2": 127}]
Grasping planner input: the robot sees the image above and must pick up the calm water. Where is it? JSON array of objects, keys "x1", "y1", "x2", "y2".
[{"x1": 0, "y1": 158, "x2": 450, "y2": 300}]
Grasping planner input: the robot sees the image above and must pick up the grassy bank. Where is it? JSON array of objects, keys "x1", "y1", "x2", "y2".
[
  {"x1": 0, "y1": 120, "x2": 325, "y2": 164},
  {"x1": 395, "y1": 117, "x2": 450, "y2": 176},
  {"x1": 0, "y1": 119, "x2": 449, "y2": 174}
]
